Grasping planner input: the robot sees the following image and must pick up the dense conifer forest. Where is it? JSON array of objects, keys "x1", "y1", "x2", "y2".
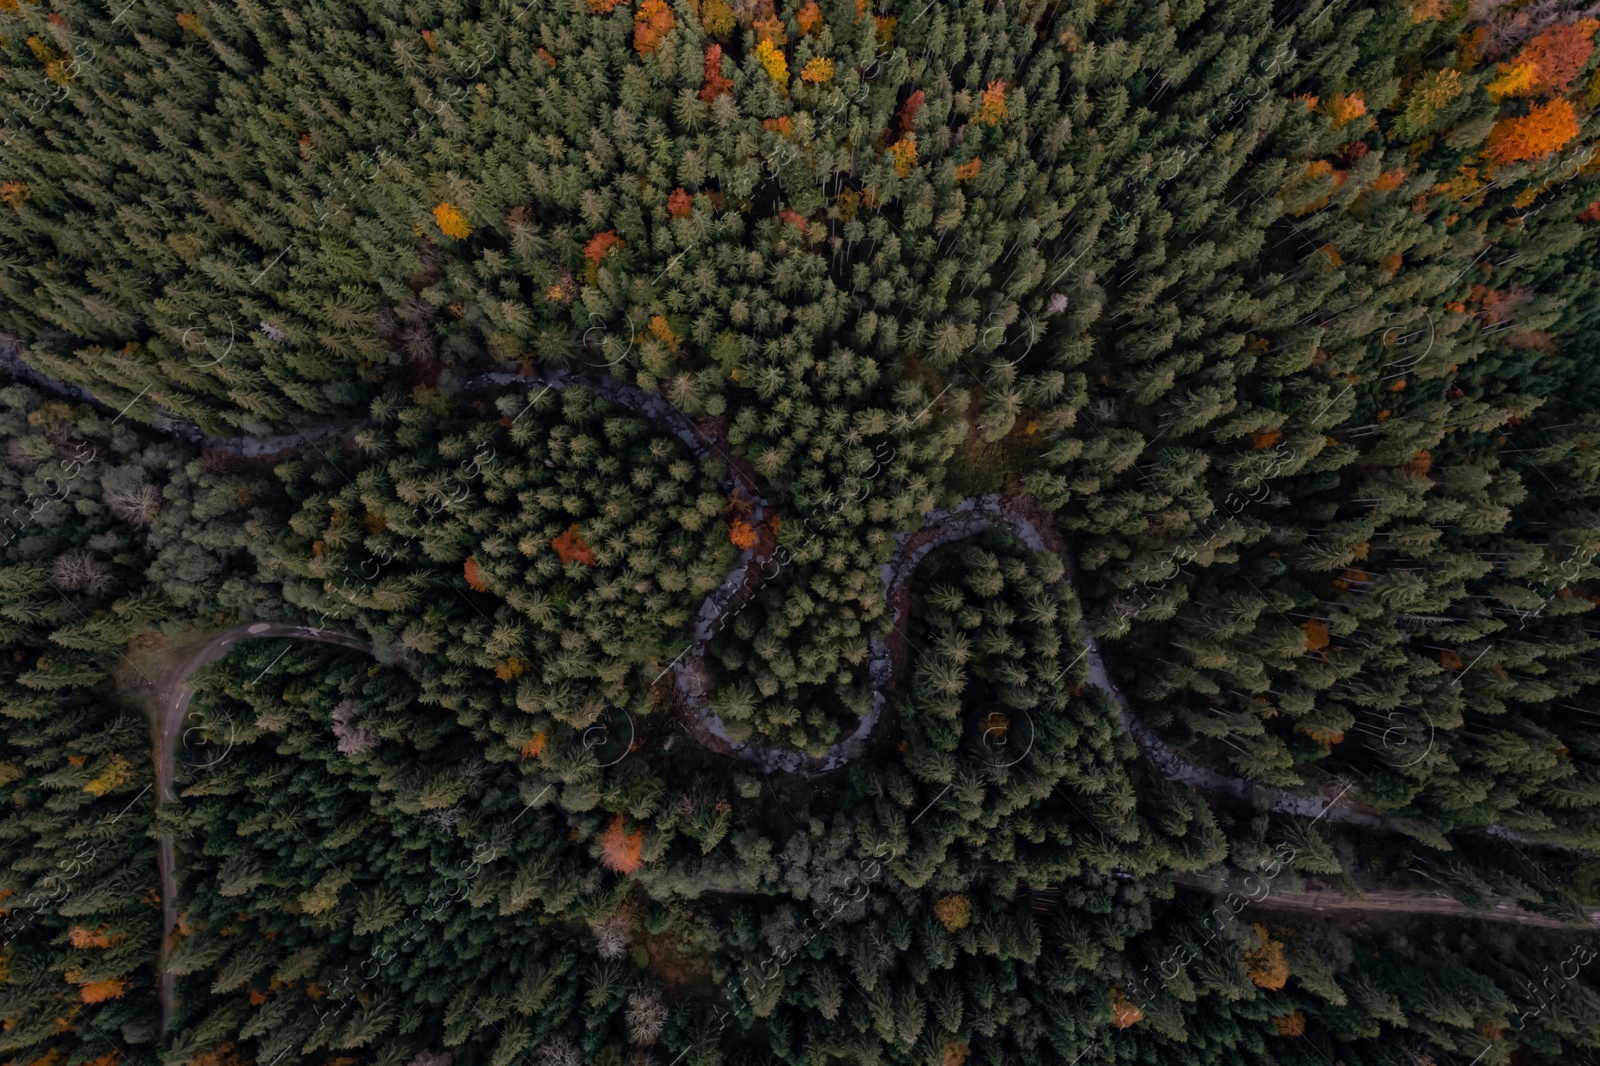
[{"x1": 2, "y1": 0, "x2": 1600, "y2": 1063}]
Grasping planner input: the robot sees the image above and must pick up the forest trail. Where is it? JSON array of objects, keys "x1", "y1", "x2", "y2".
[
  {"x1": 1170, "y1": 872, "x2": 1600, "y2": 931},
  {"x1": 126, "y1": 623, "x2": 376, "y2": 1033},
  {"x1": 92, "y1": 358, "x2": 1583, "y2": 851},
  {"x1": 134, "y1": 626, "x2": 1600, "y2": 938},
  {"x1": 668, "y1": 490, "x2": 1395, "y2": 830},
  {"x1": 24, "y1": 337, "x2": 1586, "y2": 959}
]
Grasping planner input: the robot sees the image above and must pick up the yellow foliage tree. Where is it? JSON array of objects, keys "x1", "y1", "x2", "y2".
[
  {"x1": 83, "y1": 755, "x2": 130, "y2": 797},
  {"x1": 432, "y1": 202, "x2": 472, "y2": 239},
  {"x1": 1487, "y1": 62, "x2": 1537, "y2": 100},
  {"x1": 755, "y1": 39, "x2": 788, "y2": 87},
  {"x1": 695, "y1": 0, "x2": 733, "y2": 38},
  {"x1": 801, "y1": 57, "x2": 834, "y2": 83},
  {"x1": 977, "y1": 80, "x2": 1008, "y2": 125},
  {"x1": 1245, "y1": 925, "x2": 1290, "y2": 990},
  {"x1": 1327, "y1": 92, "x2": 1367, "y2": 128},
  {"x1": 1412, "y1": 67, "x2": 1462, "y2": 114},
  {"x1": 297, "y1": 869, "x2": 346, "y2": 916},
  {"x1": 889, "y1": 137, "x2": 918, "y2": 177},
  {"x1": 933, "y1": 894, "x2": 972, "y2": 932}
]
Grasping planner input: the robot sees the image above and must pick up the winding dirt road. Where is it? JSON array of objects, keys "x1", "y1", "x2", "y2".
[
  {"x1": 21, "y1": 346, "x2": 1595, "y2": 1026},
  {"x1": 1170, "y1": 872, "x2": 1600, "y2": 930},
  {"x1": 134, "y1": 623, "x2": 376, "y2": 1032},
  {"x1": 6, "y1": 337, "x2": 1587, "y2": 1030},
  {"x1": 112, "y1": 360, "x2": 1584, "y2": 846}
]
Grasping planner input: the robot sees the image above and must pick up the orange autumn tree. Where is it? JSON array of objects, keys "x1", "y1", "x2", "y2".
[
  {"x1": 1274, "y1": 1010, "x2": 1307, "y2": 1036},
  {"x1": 778, "y1": 208, "x2": 808, "y2": 237},
  {"x1": 1327, "y1": 91, "x2": 1367, "y2": 128},
  {"x1": 585, "y1": 230, "x2": 624, "y2": 264},
  {"x1": 1486, "y1": 98, "x2": 1581, "y2": 164},
  {"x1": 941, "y1": 1042, "x2": 971, "y2": 1066},
  {"x1": 79, "y1": 978, "x2": 127, "y2": 1004},
  {"x1": 1110, "y1": 986, "x2": 1144, "y2": 1028},
  {"x1": 801, "y1": 56, "x2": 834, "y2": 83},
  {"x1": 700, "y1": 44, "x2": 733, "y2": 102},
  {"x1": 1491, "y1": 19, "x2": 1600, "y2": 98},
  {"x1": 599, "y1": 815, "x2": 645, "y2": 873},
  {"x1": 796, "y1": 0, "x2": 823, "y2": 34},
  {"x1": 494, "y1": 657, "x2": 530, "y2": 681},
  {"x1": 729, "y1": 517, "x2": 759, "y2": 550},
  {"x1": 977, "y1": 79, "x2": 1008, "y2": 125},
  {"x1": 754, "y1": 14, "x2": 786, "y2": 46},
  {"x1": 1295, "y1": 159, "x2": 1346, "y2": 214},
  {"x1": 188, "y1": 1042, "x2": 252, "y2": 1066},
  {"x1": 726, "y1": 488, "x2": 758, "y2": 550},
  {"x1": 463, "y1": 556, "x2": 489, "y2": 591},
  {"x1": 583, "y1": 230, "x2": 625, "y2": 284},
  {"x1": 552, "y1": 523, "x2": 598, "y2": 566},
  {"x1": 648, "y1": 315, "x2": 682, "y2": 351},
  {"x1": 67, "y1": 925, "x2": 122, "y2": 949},
  {"x1": 1373, "y1": 166, "x2": 1407, "y2": 191},
  {"x1": 634, "y1": 0, "x2": 674, "y2": 55},
  {"x1": 899, "y1": 88, "x2": 925, "y2": 132}
]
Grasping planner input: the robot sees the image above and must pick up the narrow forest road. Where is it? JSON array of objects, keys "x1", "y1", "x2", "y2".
[
  {"x1": 106, "y1": 360, "x2": 1586, "y2": 853},
  {"x1": 20, "y1": 337, "x2": 1589, "y2": 997},
  {"x1": 1171, "y1": 872, "x2": 1600, "y2": 931},
  {"x1": 129, "y1": 623, "x2": 375, "y2": 1033}
]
